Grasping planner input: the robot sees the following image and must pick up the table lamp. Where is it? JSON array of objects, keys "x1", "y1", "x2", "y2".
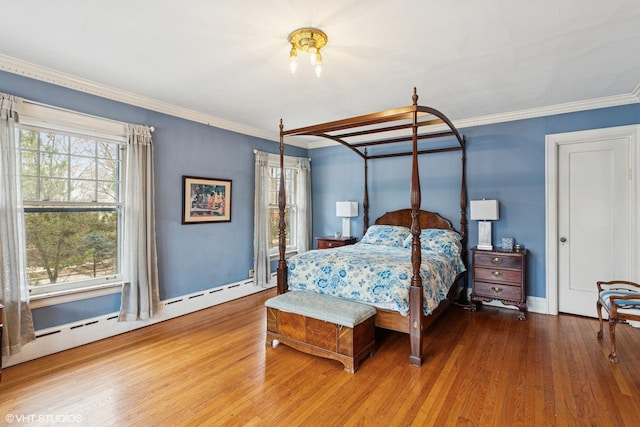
[
  {"x1": 470, "y1": 199, "x2": 499, "y2": 250},
  {"x1": 336, "y1": 201, "x2": 358, "y2": 238}
]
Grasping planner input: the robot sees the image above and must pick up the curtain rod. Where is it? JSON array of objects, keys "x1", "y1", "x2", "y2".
[
  {"x1": 24, "y1": 99, "x2": 154, "y2": 132},
  {"x1": 253, "y1": 148, "x2": 310, "y2": 161}
]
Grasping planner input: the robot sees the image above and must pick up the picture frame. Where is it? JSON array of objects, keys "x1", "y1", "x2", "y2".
[{"x1": 182, "y1": 176, "x2": 232, "y2": 224}]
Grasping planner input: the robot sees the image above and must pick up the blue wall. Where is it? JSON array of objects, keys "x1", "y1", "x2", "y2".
[
  {"x1": 310, "y1": 104, "x2": 640, "y2": 298},
  {"x1": 2, "y1": 69, "x2": 639, "y2": 328},
  {"x1": 0, "y1": 70, "x2": 307, "y2": 329}
]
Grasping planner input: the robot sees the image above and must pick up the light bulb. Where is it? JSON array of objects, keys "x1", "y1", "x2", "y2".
[
  {"x1": 314, "y1": 51, "x2": 322, "y2": 77},
  {"x1": 289, "y1": 47, "x2": 298, "y2": 74},
  {"x1": 308, "y1": 39, "x2": 317, "y2": 65}
]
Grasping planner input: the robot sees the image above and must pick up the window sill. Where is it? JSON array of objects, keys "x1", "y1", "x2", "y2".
[
  {"x1": 29, "y1": 282, "x2": 123, "y2": 309},
  {"x1": 269, "y1": 249, "x2": 298, "y2": 261}
]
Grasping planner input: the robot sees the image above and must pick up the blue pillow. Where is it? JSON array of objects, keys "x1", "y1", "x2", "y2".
[{"x1": 361, "y1": 225, "x2": 411, "y2": 247}]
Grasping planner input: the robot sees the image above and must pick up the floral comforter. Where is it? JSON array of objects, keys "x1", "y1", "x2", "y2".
[{"x1": 287, "y1": 242, "x2": 466, "y2": 316}]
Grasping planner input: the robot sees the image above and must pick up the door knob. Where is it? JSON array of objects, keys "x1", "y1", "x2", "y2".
[{"x1": 560, "y1": 237, "x2": 567, "y2": 243}]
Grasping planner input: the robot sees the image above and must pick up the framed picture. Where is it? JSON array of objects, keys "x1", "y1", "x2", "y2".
[{"x1": 182, "y1": 176, "x2": 232, "y2": 224}]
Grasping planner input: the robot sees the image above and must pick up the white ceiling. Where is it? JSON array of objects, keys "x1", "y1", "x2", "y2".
[{"x1": 1, "y1": 0, "x2": 639, "y2": 143}]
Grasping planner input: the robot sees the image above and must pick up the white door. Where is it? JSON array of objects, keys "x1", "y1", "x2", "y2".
[
  {"x1": 557, "y1": 136, "x2": 631, "y2": 317},
  {"x1": 547, "y1": 125, "x2": 640, "y2": 317}
]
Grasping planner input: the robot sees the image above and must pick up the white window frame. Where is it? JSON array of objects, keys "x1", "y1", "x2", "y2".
[
  {"x1": 19, "y1": 102, "x2": 128, "y2": 305},
  {"x1": 266, "y1": 154, "x2": 301, "y2": 258}
]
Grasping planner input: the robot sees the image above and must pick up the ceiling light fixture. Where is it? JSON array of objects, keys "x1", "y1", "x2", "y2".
[{"x1": 288, "y1": 27, "x2": 328, "y2": 78}]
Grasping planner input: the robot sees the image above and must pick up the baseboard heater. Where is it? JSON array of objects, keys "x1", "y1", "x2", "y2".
[{"x1": 4, "y1": 274, "x2": 276, "y2": 368}]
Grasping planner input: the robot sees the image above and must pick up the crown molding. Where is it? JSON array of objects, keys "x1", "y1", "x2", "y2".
[
  {"x1": 1, "y1": 54, "x2": 637, "y2": 151},
  {"x1": 0, "y1": 54, "x2": 298, "y2": 146},
  {"x1": 306, "y1": 88, "x2": 640, "y2": 149},
  {"x1": 454, "y1": 90, "x2": 640, "y2": 130},
  {"x1": 632, "y1": 82, "x2": 640, "y2": 100}
]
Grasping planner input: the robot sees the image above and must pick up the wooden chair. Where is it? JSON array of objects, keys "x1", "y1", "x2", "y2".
[{"x1": 596, "y1": 280, "x2": 640, "y2": 363}]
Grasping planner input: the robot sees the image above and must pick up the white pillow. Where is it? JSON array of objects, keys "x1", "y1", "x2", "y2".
[
  {"x1": 361, "y1": 225, "x2": 412, "y2": 247},
  {"x1": 403, "y1": 228, "x2": 462, "y2": 257}
]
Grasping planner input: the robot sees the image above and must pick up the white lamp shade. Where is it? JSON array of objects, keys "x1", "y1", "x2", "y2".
[
  {"x1": 470, "y1": 199, "x2": 499, "y2": 221},
  {"x1": 336, "y1": 201, "x2": 358, "y2": 218}
]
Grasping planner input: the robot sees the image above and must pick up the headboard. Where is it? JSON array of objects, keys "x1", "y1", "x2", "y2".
[{"x1": 375, "y1": 209, "x2": 454, "y2": 231}]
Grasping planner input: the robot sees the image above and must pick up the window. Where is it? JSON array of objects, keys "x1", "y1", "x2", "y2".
[
  {"x1": 267, "y1": 162, "x2": 298, "y2": 254},
  {"x1": 19, "y1": 104, "x2": 127, "y2": 297},
  {"x1": 254, "y1": 149, "x2": 310, "y2": 286}
]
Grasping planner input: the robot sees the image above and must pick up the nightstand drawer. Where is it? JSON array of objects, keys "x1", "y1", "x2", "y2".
[
  {"x1": 474, "y1": 267, "x2": 522, "y2": 284},
  {"x1": 318, "y1": 240, "x2": 338, "y2": 249},
  {"x1": 474, "y1": 253, "x2": 521, "y2": 269},
  {"x1": 316, "y1": 237, "x2": 357, "y2": 249},
  {"x1": 473, "y1": 281, "x2": 522, "y2": 301}
]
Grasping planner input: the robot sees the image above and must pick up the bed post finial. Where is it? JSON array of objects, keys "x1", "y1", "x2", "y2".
[{"x1": 412, "y1": 87, "x2": 418, "y2": 105}]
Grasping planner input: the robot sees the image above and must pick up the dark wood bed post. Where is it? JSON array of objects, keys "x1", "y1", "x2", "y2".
[
  {"x1": 277, "y1": 119, "x2": 288, "y2": 295},
  {"x1": 458, "y1": 136, "x2": 469, "y2": 304},
  {"x1": 363, "y1": 149, "x2": 369, "y2": 234},
  {"x1": 409, "y1": 88, "x2": 425, "y2": 366}
]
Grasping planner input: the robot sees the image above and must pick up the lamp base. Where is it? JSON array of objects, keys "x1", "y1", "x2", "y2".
[
  {"x1": 476, "y1": 244, "x2": 494, "y2": 251},
  {"x1": 342, "y1": 217, "x2": 351, "y2": 238},
  {"x1": 477, "y1": 221, "x2": 493, "y2": 251}
]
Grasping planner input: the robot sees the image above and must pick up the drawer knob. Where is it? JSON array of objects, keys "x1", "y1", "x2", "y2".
[
  {"x1": 491, "y1": 271, "x2": 501, "y2": 277},
  {"x1": 491, "y1": 257, "x2": 501, "y2": 264},
  {"x1": 327, "y1": 243, "x2": 334, "y2": 247},
  {"x1": 491, "y1": 286, "x2": 503, "y2": 293}
]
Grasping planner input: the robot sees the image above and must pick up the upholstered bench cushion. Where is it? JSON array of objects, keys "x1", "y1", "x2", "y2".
[
  {"x1": 265, "y1": 291, "x2": 376, "y2": 328},
  {"x1": 599, "y1": 289, "x2": 640, "y2": 307},
  {"x1": 598, "y1": 289, "x2": 640, "y2": 328},
  {"x1": 599, "y1": 289, "x2": 640, "y2": 319}
]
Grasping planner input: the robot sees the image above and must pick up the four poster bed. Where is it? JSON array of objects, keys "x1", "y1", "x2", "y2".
[{"x1": 276, "y1": 88, "x2": 467, "y2": 366}]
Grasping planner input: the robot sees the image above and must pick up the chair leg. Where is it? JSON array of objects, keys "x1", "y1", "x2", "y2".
[
  {"x1": 596, "y1": 300, "x2": 604, "y2": 339},
  {"x1": 608, "y1": 318, "x2": 618, "y2": 363}
]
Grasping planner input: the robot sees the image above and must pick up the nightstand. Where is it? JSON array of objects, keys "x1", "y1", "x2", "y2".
[
  {"x1": 316, "y1": 236, "x2": 357, "y2": 249},
  {"x1": 471, "y1": 247, "x2": 528, "y2": 320}
]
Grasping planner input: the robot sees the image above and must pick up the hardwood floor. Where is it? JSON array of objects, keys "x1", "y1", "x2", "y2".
[{"x1": 2, "y1": 288, "x2": 640, "y2": 426}]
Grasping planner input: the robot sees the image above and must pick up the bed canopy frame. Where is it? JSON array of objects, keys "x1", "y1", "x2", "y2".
[{"x1": 277, "y1": 88, "x2": 467, "y2": 365}]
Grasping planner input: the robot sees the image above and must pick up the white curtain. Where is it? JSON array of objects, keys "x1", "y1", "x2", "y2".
[
  {"x1": 296, "y1": 157, "x2": 312, "y2": 253},
  {"x1": 119, "y1": 124, "x2": 160, "y2": 321},
  {"x1": 253, "y1": 151, "x2": 271, "y2": 286},
  {"x1": 0, "y1": 93, "x2": 35, "y2": 355}
]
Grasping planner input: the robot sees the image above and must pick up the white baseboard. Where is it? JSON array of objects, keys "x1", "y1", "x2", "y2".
[
  {"x1": 3, "y1": 275, "x2": 276, "y2": 368},
  {"x1": 4, "y1": 281, "x2": 547, "y2": 368}
]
